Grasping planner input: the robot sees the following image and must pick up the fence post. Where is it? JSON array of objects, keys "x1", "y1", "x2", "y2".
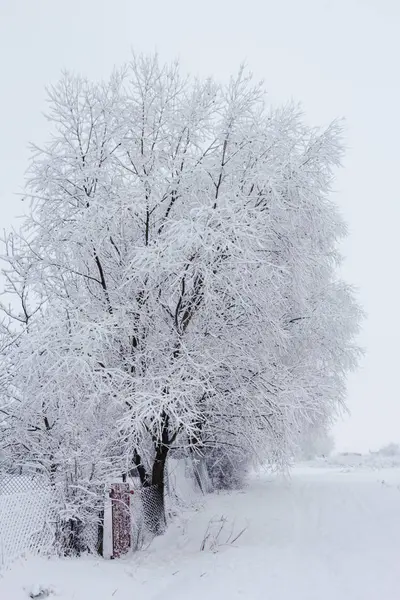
[{"x1": 109, "y1": 483, "x2": 131, "y2": 558}]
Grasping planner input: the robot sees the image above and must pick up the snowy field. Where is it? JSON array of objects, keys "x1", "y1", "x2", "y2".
[{"x1": 2, "y1": 458, "x2": 400, "y2": 600}]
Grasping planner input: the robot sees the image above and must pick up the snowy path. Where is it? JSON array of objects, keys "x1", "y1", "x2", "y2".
[{"x1": 2, "y1": 466, "x2": 400, "y2": 599}]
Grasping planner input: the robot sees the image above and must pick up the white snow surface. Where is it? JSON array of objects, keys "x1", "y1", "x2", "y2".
[{"x1": 2, "y1": 461, "x2": 400, "y2": 599}]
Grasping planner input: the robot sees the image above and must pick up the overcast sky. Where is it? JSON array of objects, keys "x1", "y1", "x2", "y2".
[{"x1": 1, "y1": 0, "x2": 399, "y2": 452}]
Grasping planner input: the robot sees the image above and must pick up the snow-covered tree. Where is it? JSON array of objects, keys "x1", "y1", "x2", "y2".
[
  {"x1": 376, "y1": 443, "x2": 400, "y2": 457},
  {"x1": 295, "y1": 424, "x2": 335, "y2": 461},
  {"x1": 0, "y1": 55, "x2": 361, "y2": 539}
]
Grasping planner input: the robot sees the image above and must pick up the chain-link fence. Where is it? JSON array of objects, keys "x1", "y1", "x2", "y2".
[
  {"x1": 0, "y1": 475, "x2": 58, "y2": 570},
  {"x1": 0, "y1": 458, "x2": 206, "y2": 569}
]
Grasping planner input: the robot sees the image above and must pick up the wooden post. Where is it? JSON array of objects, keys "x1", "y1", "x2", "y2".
[{"x1": 110, "y1": 483, "x2": 131, "y2": 558}]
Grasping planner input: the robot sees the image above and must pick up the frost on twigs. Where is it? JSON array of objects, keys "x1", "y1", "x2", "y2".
[{"x1": 0, "y1": 54, "x2": 362, "y2": 547}]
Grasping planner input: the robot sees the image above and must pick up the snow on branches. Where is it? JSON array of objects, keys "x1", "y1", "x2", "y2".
[{"x1": 0, "y1": 55, "x2": 362, "y2": 535}]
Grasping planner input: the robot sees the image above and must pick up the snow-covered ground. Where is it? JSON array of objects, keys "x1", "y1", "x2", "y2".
[{"x1": 2, "y1": 460, "x2": 400, "y2": 599}]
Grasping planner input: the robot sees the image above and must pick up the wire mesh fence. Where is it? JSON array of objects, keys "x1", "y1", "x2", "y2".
[
  {"x1": 0, "y1": 458, "x2": 206, "y2": 569},
  {"x1": 0, "y1": 473, "x2": 104, "y2": 568},
  {"x1": 0, "y1": 474, "x2": 58, "y2": 570}
]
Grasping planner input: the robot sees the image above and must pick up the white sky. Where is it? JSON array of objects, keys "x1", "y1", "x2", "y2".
[{"x1": 1, "y1": 0, "x2": 399, "y2": 452}]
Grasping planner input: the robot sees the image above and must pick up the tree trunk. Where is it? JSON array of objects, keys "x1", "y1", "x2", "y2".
[
  {"x1": 192, "y1": 456, "x2": 213, "y2": 494},
  {"x1": 60, "y1": 518, "x2": 86, "y2": 556},
  {"x1": 141, "y1": 447, "x2": 167, "y2": 535},
  {"x1": 97, "y1": 508, "x2": 104, "y2": 556}
]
